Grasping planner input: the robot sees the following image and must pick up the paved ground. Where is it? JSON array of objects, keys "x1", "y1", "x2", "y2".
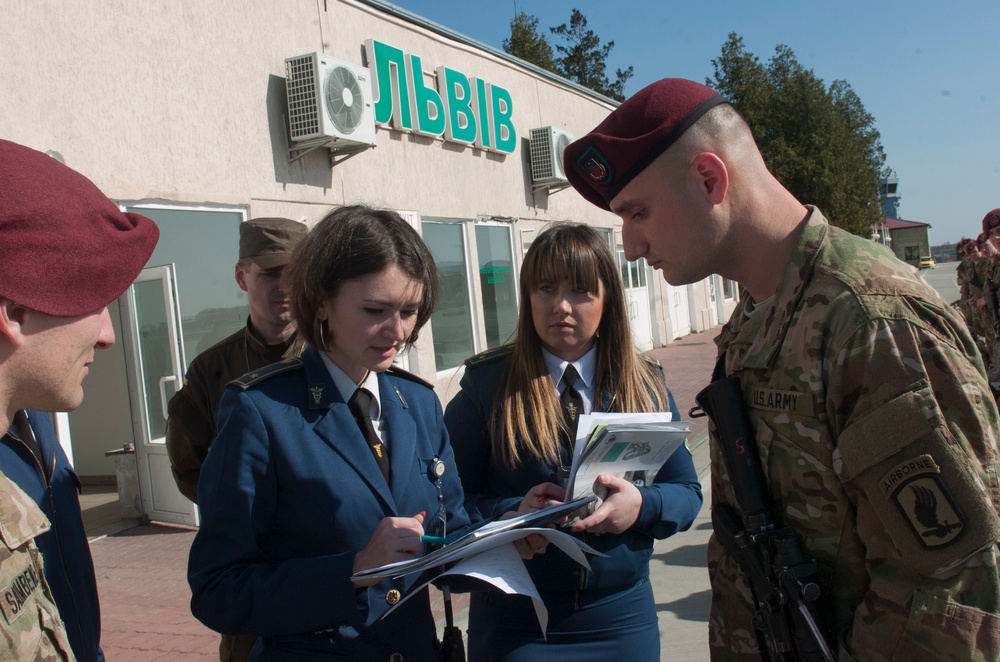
[{"x1": 87, "y1": 327, "x2": 721, "y2": 660}]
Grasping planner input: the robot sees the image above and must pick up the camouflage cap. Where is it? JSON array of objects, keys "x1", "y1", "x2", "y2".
[
  {"x1": 563, "y1": 78, "x2": 729, "y2": 211},
  {"x1": 239, "y1": 217, "x2": 307, "y2": 269}
]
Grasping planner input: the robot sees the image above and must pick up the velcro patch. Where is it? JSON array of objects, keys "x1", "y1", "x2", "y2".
[{"x1": 839, "y1": 388, "x2": 1000, "y2": 573}]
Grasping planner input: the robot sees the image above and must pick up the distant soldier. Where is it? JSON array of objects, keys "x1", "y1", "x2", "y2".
[
  {"x1": 0, "y1": 139, "x2": 160, "y2": 661},
  {"x1": 165, "y1": 217, "x2": 307, "y2": 504},
  {"x1": 977, "y1": 210, "x2": 1000, "y2": 382}
]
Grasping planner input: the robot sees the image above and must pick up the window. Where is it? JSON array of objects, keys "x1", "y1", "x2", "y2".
[
  {"x1": 125, "y1": 205, "x2": 247, "y2": 365},
  {"x1": 475, "y1": 224, "x2": 517, "y2": 349},
  {"x1": 617, "y1": 250, "x2": 647, "y2": 289},
  {"x1": 904, "y1": 245, "x2": 920, "y2": 261},
  {"x1": 723, "y1": 278, "x2": 736, "y2": 300},
  {"x1": 422, "y1": 221, "x2": 475, "y2": 370}
]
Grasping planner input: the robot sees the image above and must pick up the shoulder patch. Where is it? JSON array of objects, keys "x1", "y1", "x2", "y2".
[
  {"x1": 386, "y1": 366, "x2": 433, "y2": 390},
  {"x1": 229, "y1": 357, "x2": 303, "y2": 390},
  {"x1": 464, "y1": 345, "x2": 514, "y2": 368}
]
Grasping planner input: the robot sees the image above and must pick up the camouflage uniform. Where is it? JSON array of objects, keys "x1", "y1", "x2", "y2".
[
  {"x1": 165, "y1": 320, "x2": 294, "y2": 503},
  {"x1": 0, "y1": 470, "x2": 74, "y2": 661},
  {"x1": 955, "y1": 256, "x2": 978, "y2": 327},
  {"x1": 980, "y1": 255, "x2": 1000, "y2": 381},
  {"x1": 708, "y1": 207, "x2": 1000, "y2": 661}
]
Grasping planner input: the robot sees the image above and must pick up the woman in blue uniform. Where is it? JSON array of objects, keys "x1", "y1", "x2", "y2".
[
  {"x1": 188, "y1": 205, "x2": 471, "y2": 661},
  {"x1": 444, "y1": 223, "x2": 703, "y2": 661}
]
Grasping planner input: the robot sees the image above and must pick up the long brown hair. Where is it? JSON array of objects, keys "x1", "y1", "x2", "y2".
[{"x1": 492, "y1": 222, "x2": 668, "y2": 467}]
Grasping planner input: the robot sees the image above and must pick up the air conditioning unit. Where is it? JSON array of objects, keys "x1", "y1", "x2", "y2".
[
  {"x1": 285, "y1": 52, "x2": 376, "y2": 150},
  {"x1": 529, "y1": 126, "x2": 573, "y2": 187}
]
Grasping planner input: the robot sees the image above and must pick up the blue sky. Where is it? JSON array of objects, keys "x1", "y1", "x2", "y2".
[{"x1": 385, "y1": 0, "x2": 999, "y2": 245}]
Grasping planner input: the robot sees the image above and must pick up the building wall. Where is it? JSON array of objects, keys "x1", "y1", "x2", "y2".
[
  {"x1": 2, "y1": 0, "x2": 733, "y2": 475},
  {"x1": 890, "y1": 227, "x2": 931, "y2": 265}
]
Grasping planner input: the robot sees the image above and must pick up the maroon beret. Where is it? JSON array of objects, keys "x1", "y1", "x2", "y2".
[
  {"x1": 564, "y1": 78, "x2": 730, "y2": 211},
  {"x1": 0, "y1": 140, "x2": 159, "y2": 316},
  {"x1": 982, "y1": 208, "x2": 1000, "y2": 235}
]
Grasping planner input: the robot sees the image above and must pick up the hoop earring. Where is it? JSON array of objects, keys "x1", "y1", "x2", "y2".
[{"x1": 317, "y1": 319, "x2": 329, "y2": 350}]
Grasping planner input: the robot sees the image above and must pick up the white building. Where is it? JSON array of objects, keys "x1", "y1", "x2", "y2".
[{"x1": 1, "y1": 0, "x2": 738, "y2": 524}]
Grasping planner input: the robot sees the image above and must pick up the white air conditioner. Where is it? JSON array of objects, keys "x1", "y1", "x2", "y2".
[
  {"x1": 529, "y1": 126, "x2": 573, "y2": 186},
  {"x1": 285, "y1": 53, "x2": 376, "y2": 149}
]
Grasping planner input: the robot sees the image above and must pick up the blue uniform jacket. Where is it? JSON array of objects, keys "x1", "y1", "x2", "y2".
[
  {"x1": 0, "y1": 410, "x2": 104, "y2": 662},
  {"x1": 188, "y1": 347, "x2": 471, "y2": 660},
  {"x1": 444, "y1": 353, "x2": 703, "y2": 595}
]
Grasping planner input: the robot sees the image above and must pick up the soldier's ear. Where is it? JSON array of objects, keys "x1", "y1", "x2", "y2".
[
  {"x1": 235, "y1": 262, "x2": 250, "y2": 293},
  {"x1": 692, "y1": 152, "x2": 728, "y2": 206},
  {"x1": 0, "y1": 299, "x2": 28, "y2": 348}
]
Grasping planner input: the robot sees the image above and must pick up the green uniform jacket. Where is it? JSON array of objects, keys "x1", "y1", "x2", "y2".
[
  {"x1": 709, "y1": 207, "x2": 1000, "y2": 661},
  {"x1": 165, "y1": 321, "x2": 293, "y2": 503}
]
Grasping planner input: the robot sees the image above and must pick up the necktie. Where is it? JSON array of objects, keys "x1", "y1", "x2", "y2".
[
  {"x1": 348, "y1": 388, "x2": 390, "y2": 483},
  {"x1": 559, "y1": 364, "x2": 584, "y2": 449}
]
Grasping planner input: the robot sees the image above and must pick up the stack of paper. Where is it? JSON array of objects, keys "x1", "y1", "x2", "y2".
[
  {"x1": 564, "y1": 412, "x2": 691, "y2": 500},
  {"x1": 351, "y1": 497, "x2": 602, "y2": 635}
]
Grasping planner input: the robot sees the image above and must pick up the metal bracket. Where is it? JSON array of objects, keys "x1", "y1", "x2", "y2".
[{"x1": 531, "y1": 181, "x2": 572, "y2": 194}]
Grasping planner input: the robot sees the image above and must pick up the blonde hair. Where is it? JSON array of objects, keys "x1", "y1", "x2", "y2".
[{"x1": 492, "y1": 222, "x2": 669, "y2": 467}]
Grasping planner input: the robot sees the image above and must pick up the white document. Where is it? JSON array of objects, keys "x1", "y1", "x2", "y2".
[
  {"x1": 564, "y1": 412, "x2": 690, "y2": 500},
  {"x1": 352, "y1": 497, "x2": 597, "y2": 581},
  {"x1": 382, "y1": 528, "x2": 601, "y2": 636}
]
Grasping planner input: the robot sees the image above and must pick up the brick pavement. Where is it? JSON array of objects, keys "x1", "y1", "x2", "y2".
[{"x1": 88, "y1": 326, "x2": 722, "y2": 659}]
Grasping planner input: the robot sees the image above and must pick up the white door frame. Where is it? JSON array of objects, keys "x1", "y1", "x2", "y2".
[{"x1": 119, "y1": 264, "x2": 199, "y2": 527}]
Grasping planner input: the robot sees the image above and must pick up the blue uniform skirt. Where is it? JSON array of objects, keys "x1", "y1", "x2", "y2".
[{"x1": 467, "y1": 576, "x2": 659, "y2": 661}]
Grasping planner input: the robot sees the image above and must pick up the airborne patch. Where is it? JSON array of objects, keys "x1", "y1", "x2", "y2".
[
  {"x1": 747, "y1": 386, "x2": 816, "y2": 417},
  {"x1": 884, "y1": 455, "x2": 966, "y2": 549}
]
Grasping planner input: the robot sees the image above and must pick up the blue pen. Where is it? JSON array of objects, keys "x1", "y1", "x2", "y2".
[{"x1": 421, "y1": 534, "x2": 456, "y2": 545}]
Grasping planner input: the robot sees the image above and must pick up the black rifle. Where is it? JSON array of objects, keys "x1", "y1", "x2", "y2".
[{"x1": 695, "y1": 375, "x2": 837, "y2": 662}]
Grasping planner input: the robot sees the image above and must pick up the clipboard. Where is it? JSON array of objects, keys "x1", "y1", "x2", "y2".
[{"x1": 351, "y1": 496, "x2": 597, "y2": 581}]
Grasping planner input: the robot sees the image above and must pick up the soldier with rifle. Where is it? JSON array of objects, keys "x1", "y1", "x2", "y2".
[
  {"x1": 977, "y1": 211, "x2": 1000, "y2": 382},
  {"x1": 564, "y1": 78, "x2": 1000, "y2": 660}
]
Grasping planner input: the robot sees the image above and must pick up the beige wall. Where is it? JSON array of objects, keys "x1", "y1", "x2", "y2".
[
  {"x1": 0, "y1": 0, "x2": 617, "y2": 219},
  {"x1": 3, "y1": 0, "x2": 726, "y2": 474}
]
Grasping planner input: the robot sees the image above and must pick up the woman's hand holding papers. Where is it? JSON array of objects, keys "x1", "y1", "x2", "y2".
[
  {"x1": 570, "y1": 474, "x2": 642, "y2": 535},
  {"x1": 510, "y1": 482, "x2": 564, "y2": 560},
  {"x1": 352, "y1": 512, "x2": 426, "y2": 587}
]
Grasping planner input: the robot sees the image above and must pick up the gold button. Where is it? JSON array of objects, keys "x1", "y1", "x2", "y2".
[{"x1": 385, "y1": 589, "x2": 401, "y2": 605}]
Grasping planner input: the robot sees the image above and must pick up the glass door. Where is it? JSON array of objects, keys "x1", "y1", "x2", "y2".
[{"x1": 119, "y1": 264, "x2": 199, "y2": 526}]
